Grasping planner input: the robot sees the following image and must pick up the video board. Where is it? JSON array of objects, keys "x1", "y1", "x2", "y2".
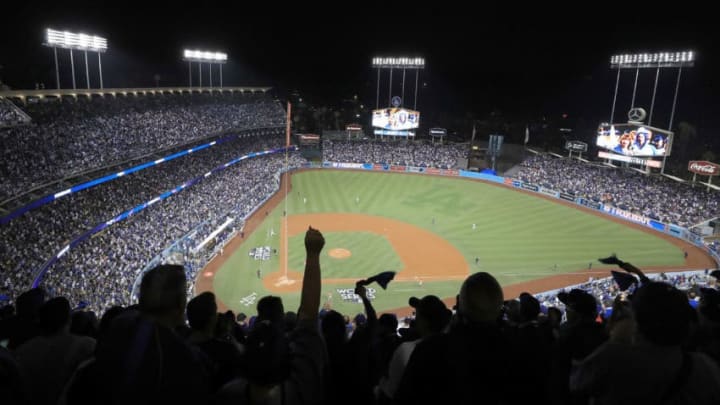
[
  {"x1": 596, "y1": 124, "x2": 672, "y2": 157},
  {"x1": 372, "y1": 108, "x2": 420, "y2": 130}
]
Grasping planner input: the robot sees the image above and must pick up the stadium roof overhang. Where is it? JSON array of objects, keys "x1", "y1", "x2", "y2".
[{"x1": 0, "y1": 86, "x2": 272, "y2": 101}]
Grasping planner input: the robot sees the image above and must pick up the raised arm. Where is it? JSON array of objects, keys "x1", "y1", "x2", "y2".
[
  {"x1": 298, "y1": 226, "x2": 325, "y2": 321},
  {"x1": 355, "y1": 284, "x2": 377, "y2": 328},
  {"x1": 599, "y1": 254, "x2": 650, "y2": 284}
]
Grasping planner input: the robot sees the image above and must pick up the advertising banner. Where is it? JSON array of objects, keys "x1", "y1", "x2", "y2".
[
  {"x1": 688, "y1": 161, "x2": 720, "y2": 176},
  {"x1": 539, "y1": 187, "x2": 559, "y2": 198},
  {"x1": 520, "y1": 183, "x2": 539, "y2": 192},
  {"x1": 603, "y1": 206, "x2": 651, "y2": 225}
]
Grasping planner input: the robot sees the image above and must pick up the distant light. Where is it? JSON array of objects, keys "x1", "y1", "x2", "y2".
[
  {"x1": 610, "y1": 50, "x2": 695, "y2": 69},
  {"x1": 372, "y1": 56, "x2": 425, "y2": 69},
  {"x1": 356, "y1": 114, "x2": 360, "y2": 118},
  {"x1": 45, "y1": 28, "x2": 107, "y2": 52},
  {"x1": 183, "y1": 49, "x2": 228, "y2": 63}
]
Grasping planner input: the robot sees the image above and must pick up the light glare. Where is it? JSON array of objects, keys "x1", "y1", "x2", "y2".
[
  {"x1": 183, "y1": 49, "x2": 228, "y2": 62},
  {"x1": 45, "y1": 28, "x2": 107, "y2": 52}
]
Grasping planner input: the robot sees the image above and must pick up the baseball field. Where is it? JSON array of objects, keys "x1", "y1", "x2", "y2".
[{"x1": 195, "y1": 169, "x2": 715, "y2": 316}]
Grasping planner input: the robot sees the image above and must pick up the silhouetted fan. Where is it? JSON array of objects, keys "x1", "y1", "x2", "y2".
[{"x1": 357, "y1": 271, "x2": 396, "y2": 290}]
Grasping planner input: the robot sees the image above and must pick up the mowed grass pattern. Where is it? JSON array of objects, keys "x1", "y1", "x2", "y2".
[{"x1": 213, "y1": 170, "x2": 684, "y2": 314}]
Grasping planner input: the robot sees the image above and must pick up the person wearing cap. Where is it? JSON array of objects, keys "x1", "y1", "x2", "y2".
[
  {"x1": 631, "y1": 128, "x2": 656, "y2": 156},
  {"x1": 395, "y1": 272, "x2": 517, "y2": 405},
  {"x1": 549, "y1": 289, "x2": 607, "y2": 404},
  {"x1": 650, "y1": 134, "x2": 667, "y2": 155},
  {"x1": 571, "y1": 282, "x2": 720, "y2": 404},
  {"x1": 378, "y1": 295, "x2": 452, "y2": 401}
]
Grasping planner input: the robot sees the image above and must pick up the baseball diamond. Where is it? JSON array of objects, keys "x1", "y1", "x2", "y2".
[{"x1": 195, "y1": 169, "x2": 715, "y2": 317}]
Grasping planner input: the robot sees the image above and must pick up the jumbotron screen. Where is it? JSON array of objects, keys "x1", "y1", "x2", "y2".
[
  {"x1": 372, "y1": 108, "x2": 420, "y2": 130},
  {"x1": 596, "y1": 124, "x2": 672, "y2": 157}
]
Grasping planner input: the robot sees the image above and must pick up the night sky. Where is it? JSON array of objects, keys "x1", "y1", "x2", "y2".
[{"x1": 1, "y1": 3, "x2": 718, "y2": 138}]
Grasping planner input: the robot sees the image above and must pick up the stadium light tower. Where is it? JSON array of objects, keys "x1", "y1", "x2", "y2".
[
  {"x1": 43, "y1": 28, "x2": 108, "y2": 90},
  {"x1": 183, "y1": 49, "x2": 228, "y2": 88},
  {"x1": 372, "y1": 57, "x2": 425, "y2": 109},
  {"x1": 609, "y1": 51, "x2": 694, "y2": 125},
  {"x1": 608, "y1": 50, "x2": 695, "y2": 174}
]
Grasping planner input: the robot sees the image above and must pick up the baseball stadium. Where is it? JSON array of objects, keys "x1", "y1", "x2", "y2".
[{"x1": 2, "y1": 19, "x2": 720, "y2": 405}]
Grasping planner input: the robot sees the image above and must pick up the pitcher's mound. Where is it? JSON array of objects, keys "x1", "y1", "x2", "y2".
[
  {"x1": 263, "y1": 270, "x2": 304, "y2": 292},
  {"x1": 329, "y1": 248, "x2": 352, "y2": 259}
]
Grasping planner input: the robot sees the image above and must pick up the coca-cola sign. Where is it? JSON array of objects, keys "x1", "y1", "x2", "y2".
[{"x1": 688, "y1": 161, "x2": 720, "y2": 176}]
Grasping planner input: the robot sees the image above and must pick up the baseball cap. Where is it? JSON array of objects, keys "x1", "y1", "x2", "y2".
[
  {"x1": 557, "y1": 289, "x2": 598, "y2": 317},
  {"x1": 409, "y1": 295, "x2": 452, "y2": 332}
]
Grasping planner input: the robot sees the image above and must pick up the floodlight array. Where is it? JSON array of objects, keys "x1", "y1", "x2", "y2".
[
  {"x1": 372, "y1": 57, "x2": 425, "y2": 69},
  {"x1": 183, "y1": 49, "x2": 228, "y2": 63},
  {"x1": 45, "y1": 29, "x2": 107, "y2": 52},
  {"x1": 610, "y1": 51, "x2": 694, "y2": 68}
]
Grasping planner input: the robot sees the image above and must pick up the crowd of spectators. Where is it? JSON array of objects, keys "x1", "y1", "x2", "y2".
[
  {"x1": 516, "y1": 154, "x2": 720, "y2": 227},
  {"x1": 535, "y1": 270, "x2": 717, "y2": 318},
  {"x1": 39, "y1": 151, "x2": 306, "y2": 312},
  {"x1": 0, "y1": 92, "x2": 285, "y2": 200},
  {"x1": 2, "y1": 241, "x2": 720, "y2": 405},
  {"x1": 322, "y1": 139, "x2": 466, "y2": 169},
  {"x1": 0, "y1": 98, "x2": 30, "y2": 128},
  {"x1": 0, "y1": 132, "x2": 293, "y2": 305}
]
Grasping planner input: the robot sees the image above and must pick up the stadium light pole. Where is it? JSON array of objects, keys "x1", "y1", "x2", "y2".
[
  {"x1": 648, "y1": 66, "x2": 660, "y2": 125},
  {"x1": 372, "y1": 57, "x2": 425, "y2": 109},
  {"x1": 69, "y1": 49, "x2": 76, "y2": 89},
  {"x1": 609, "y1": 51, "x2": 695, "y2": 174},
  {"x1": 663, "y1": 66, "x2": 684, "y2": 174},
  {"x1": 43, "y1": 29, "x2": 108, "y2": 90},
  {"x1": 84, "y1": 50, "x2": 90, "y2": 89},
  {"x1": 98, "y1": 53, "x2": 103, "y2": 89},
  {"x1": 376, "y1": 68, "x2": 380, "y2": 109},
  {"x1": 183, "y1": 49, "x2": 228, "y2": 88},
  {"x1": 401, "y1": 68, "x2": 406, "y2": 107},
  {"x1": 414, "y1": 69, "x2": 419, "y2": 110},
  {"x1": 388, "y1": 67, "x2": 393, "y2": 106},
  {"x1": 611, "y1": 52, "x2": 695, "y2": 116},
  {"x1": 53, "y1": 48, "x2": 60, "y2": 89}
]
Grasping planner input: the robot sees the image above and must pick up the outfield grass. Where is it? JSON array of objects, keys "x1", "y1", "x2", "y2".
[{"x1": 213, "y1": 170, "x2": 685, "y2": 315}]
